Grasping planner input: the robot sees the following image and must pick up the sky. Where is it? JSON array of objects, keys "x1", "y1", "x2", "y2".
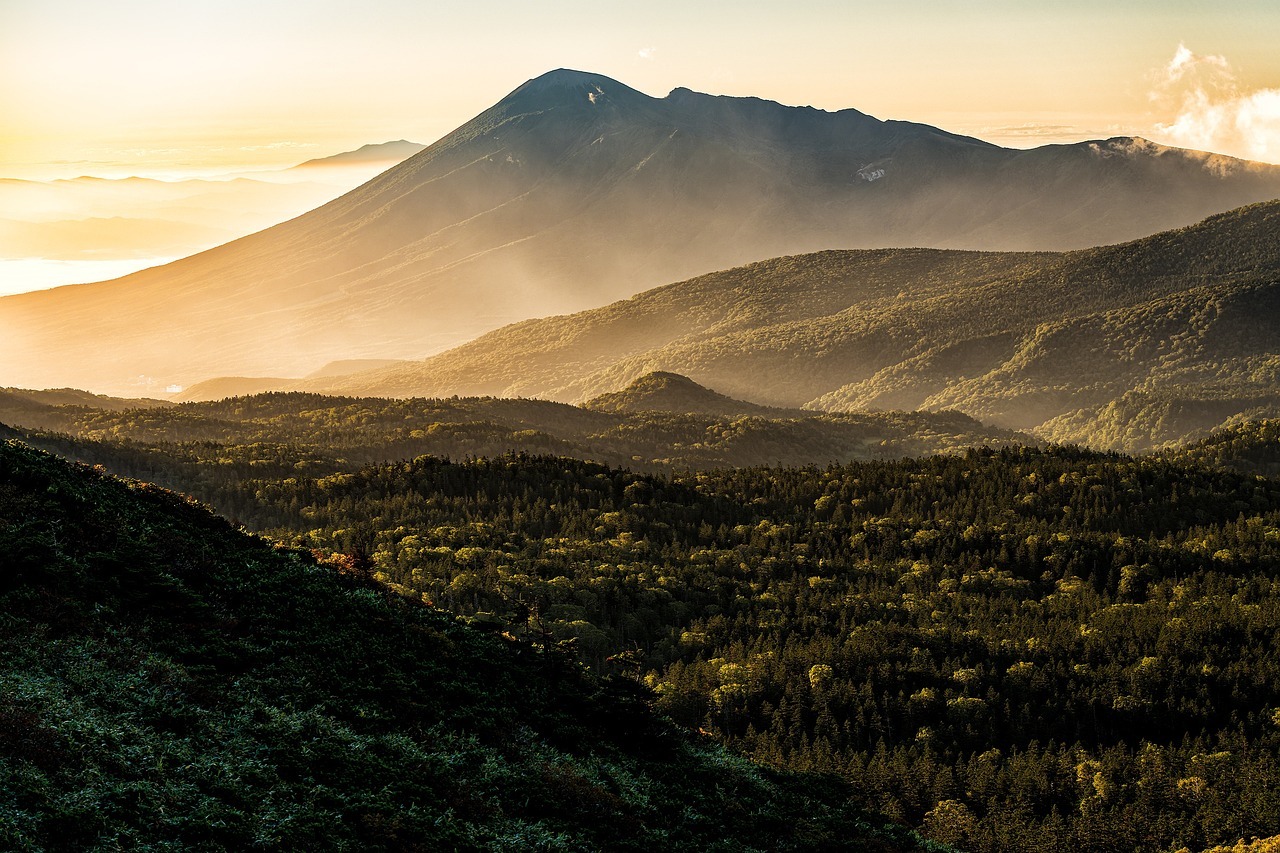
[{"x1": 3, "y1": 0, "x2": 1280, "y2": 180}]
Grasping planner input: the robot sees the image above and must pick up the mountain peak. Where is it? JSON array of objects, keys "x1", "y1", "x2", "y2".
[
  {"x1": 512, "y1": 68, "x2": 615, "y2": 95},
  {"x1": 503, "y1": 68, "x2": 650, "y2": 109}
]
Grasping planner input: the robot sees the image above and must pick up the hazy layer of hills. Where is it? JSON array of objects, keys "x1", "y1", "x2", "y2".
[
  {"x1": 296, "y1": 201, "x2": 1280, "y2": 453},
  {"x1": 0, "y1": 437, "x2": 936, "y2": 851},
  {"x1": 5, "y1": 69, "x2": 1280, "y2": 394},
  {"x1": 0, "y1": 381, "x2": 1028, "y2": 473}
]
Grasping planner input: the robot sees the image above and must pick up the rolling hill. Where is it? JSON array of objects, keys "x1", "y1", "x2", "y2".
[
  {"x1": 583, "y1": 371, "x2": 797, "y2": 418},
  {"x1": 305, "y1": 201, "x2": 1280, "y2": 452},
  {"x1": 3, "y1": 69, "x2": 1280, "y2": 395}
]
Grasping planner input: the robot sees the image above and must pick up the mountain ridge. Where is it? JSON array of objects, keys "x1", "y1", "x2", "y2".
[{"x1": 300, "y1": 200, "x2": 1280, "y2": 451}]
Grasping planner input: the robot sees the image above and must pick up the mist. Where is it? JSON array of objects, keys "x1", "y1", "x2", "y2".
[{"x1": 0, "y1": 146, "x2": 423, "y2": 296}]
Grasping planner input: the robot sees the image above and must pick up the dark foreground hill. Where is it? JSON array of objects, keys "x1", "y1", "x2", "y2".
[
  {"x1": 4, "y1": 69, "x2": 1280, "y2": 394},
  {"x1": 0, "y1": 437, "x2": 937, "y2": 851},
  {"x1": 308, "y1": 201, "x2": 1280, "y2": 452}
]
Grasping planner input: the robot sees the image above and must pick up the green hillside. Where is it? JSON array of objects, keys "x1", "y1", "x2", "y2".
[
  {"x1": 0, "y1": 437, "x2": 936, "y2": 851},
  {"x1": 308, "y1": 201, "x2": 1280, "y2": 452}
]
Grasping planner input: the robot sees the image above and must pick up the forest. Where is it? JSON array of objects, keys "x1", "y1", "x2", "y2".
[
  {"x1": 0, "y1": 435, "x2": 938, "y2": 851},
  {"x1": 7, "y1": 402, "x2": 1280, "y2": 851}
]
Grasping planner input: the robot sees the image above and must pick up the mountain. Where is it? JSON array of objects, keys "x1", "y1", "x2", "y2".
[
  {"x1": 289, "y1": 139, "x2": 426, "y2": 169},
  {"x1": 307, "y1": 201, "x2": 1280, "y2": 452},
  {"x1": 170, "y1": 376, "x2": 297, "y2": 403},
  {"x1": 4, "y1": 68, "x2": 1280, "y2": 395},
  {"x1": 0, "y1": 436, "x2": 937, "y2": 851},
  {"x1": 304, "y1": 358, "x2": 411, "y2": 379}
]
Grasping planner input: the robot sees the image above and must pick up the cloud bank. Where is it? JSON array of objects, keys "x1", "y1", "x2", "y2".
[{"x1": 1151, "y1": 44, "x2": 1280, "y2": 164}]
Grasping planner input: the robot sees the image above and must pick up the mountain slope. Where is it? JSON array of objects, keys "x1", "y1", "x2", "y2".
[
  {"x1": 0, "y1": 436, "x2": 938, "y2": 851},
  {"x1": 3, "y1": 69, "x2": 1280, "y2": 394},
  {"x1": 311, "y1": 201, "x2": 1280, "y2": 451}
]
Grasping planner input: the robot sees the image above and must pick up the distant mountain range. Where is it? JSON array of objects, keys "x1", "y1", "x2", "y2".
[
  {"x1": 292, "y1": 200, "x2": 1280, "y2": 452},
  {"x1": 3, "y1": 68, "x2": 1280, "y2": 394},
  {"x1": 290, "y1": 139, "x2": 426, "y2": 169}
]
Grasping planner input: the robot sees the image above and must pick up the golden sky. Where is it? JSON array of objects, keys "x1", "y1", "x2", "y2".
[{"x1": 2, "y1": 0, "x2": 1279, "y2": 178}]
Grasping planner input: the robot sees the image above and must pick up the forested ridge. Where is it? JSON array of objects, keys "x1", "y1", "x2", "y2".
[
  {"x1": 7, "y1": 413, "x2": 1280, "y2": 851},
  {"x1": 0, "y1": 387, "x2": 1026, "y2": 472}
]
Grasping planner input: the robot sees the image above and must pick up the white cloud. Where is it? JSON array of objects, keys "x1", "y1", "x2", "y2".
[
  {"x1": 1149, "y1": 43, "x2": 1280, "y2": 164},
  {"x1": 638, "y1": 47, "x2": 655, "y2": 60}
]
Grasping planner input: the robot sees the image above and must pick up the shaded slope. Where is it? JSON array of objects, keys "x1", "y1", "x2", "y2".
[
  {"x1": 4, "y1": 70, "x2": 1280, "y2": 394},
  {"x1": 0, "y1": 437, "x2": 937, "y2": 851},
  {"x1": 0, "y1": 387, "x2": 172, "y2": 437},
  {"x1": 313, "y1": 201, "x2": 1280, "y2": 451}
]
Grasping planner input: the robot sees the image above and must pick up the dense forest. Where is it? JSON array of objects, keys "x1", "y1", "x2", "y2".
[
  {"x1": 0, "y1": 436, "x2": 939, "y2": 851},
  {"x1": 8, "y1": 406, "x2": 1280, "y2": 851}
]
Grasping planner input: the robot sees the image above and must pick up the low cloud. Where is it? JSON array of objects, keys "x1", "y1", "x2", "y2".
[
  {"x1": 1150, "y1": 43, "x2": 1280, "y2": 164},
  {"x1": 987, "y1": 124, "x2": 1081, "y2": 139},
  {"x1": 638, "y1": 47, "x2": 655, "y2": 60},
  {"x1": 239, "y1": 141, "x2": 320, "y2": 152}
]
